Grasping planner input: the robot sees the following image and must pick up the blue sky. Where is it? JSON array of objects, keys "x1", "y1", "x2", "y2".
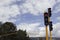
[{"x1": 0, "y1": 0, "x2": 60, "y2": 37}]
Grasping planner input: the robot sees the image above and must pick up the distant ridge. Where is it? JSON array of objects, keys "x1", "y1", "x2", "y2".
[{"x1": 30, "y1": 37, "x2": 60, "y2": 40}]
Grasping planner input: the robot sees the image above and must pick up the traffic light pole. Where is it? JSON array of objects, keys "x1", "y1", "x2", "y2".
[
  {"x1": 50, "y1": 31, "x2": 52, "y2": 40},
  {"x1": 48, "y1": 17, "x2": 52, "y2": 40},
  {"x1": 46, "y1": 25, "x2": 48, "y2": 40}
]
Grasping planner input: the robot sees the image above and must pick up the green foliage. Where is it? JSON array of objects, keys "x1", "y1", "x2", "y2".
[
  {"x1": 17, "y1": 30, "x2": 27, "y2": 40},
  {"x1": 0, "y1": 22, "x2": 17, "y2": 34},
  {"x1": 0, "y1": 22, "x2": 30, "y2": 40}
]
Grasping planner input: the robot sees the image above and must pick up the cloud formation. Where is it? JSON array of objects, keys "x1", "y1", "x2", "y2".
[
  {"x1": 17, "y1": 22, "x2": 60, "y2": 37},
  {"x1": 0, "y1": 3, "x2": 19, "y2": 22},
  {"x1": 21, "y1": 0, "x2": 56, "y2": 15},
  {"x1": 17, "y1": 23, "x2": 40, "y2": 37},
  {"x1": 0, "y1": 0, "x2": 60, "y2": 37}
]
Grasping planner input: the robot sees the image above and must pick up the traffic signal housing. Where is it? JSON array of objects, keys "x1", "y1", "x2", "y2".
[
  {"x1": 48, "y1": 8, "x2": 51, "y2": 17},
  {"x1": 49, "y1": 21, "x2": 53, "y2": 31},
  {"x1": 44, "y1": 12, "x2": 48, "y2": 26}
]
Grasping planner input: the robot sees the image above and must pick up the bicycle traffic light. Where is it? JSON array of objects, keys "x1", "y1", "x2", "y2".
[
  {"x1": 48, "y1": 8, "x2": 51, "y2": 17},
  {"x1": 44, "y1": 12, "x2": 48, "y2": 26},
  {"x1": 49, "y1": 21, "x2": 53, "y2": 31}
]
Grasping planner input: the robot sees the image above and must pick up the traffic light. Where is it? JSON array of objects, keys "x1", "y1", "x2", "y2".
[
  {"x1": 49, "y1": 21, "x2": 53, "y2": 31},
  {"x1": 44, "y1": 12, "x2": 48, "y2": 26},
  {"x1": 48, "y1": 8, "x2": 51, "y2": 17}
]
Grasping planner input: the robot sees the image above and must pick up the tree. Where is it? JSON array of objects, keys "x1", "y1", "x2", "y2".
[
  {"x1": 17, "y1": 30, "x2": 26, "y2": 40},
  {"x1": 0, "y1": 22, "x2": 17, "y2": 40},
  {"x1": 1, "y1": 22, "x2": 17, "y2": 34},
  {"x1": 0, "y1": 22, "x2": 30, "y2": 40},
  {"x1": 0, "y1": 22, "x2": 3, "y2": 35}
]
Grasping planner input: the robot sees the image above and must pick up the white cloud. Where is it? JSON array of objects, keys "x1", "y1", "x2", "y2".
[
  {"x1": 39, "y1": 23, "x2": 60, "y2": 37},
  {"x1": 57, "y1": 17, "x2": 60, "y2": 21},
  {"x1": 55, "y1": 0, "x2": 60, "y2": 3},
  {"x1": 0, "y1": 0, "x2": 57, "y2": 22},
  {"x1": 17, "y1": 23, "x2": 40, "y2": 37},
  {"x1": 38, "y1": 23, "x2": 60, "y2": 37},
  {"x1": 0, "y1": 0, "x2": 14, "y2": 6},
  {"x1": 53, "y1": 5, "x2": 60, "y2": 13},
  {"x1": 0, "y1": 0, "x2": 60, "y2": 37},
  {"x1": 17, "y1": 23, "x2": 49, "y2": 37},
  {"x1": 17, "y1": 23, "x2": 40, "y2": 30},
  {"x1": 0, "y1": 4, "x2": 19, "y2": 22},
  {"x1": 52, "y1": 23, "x2": 60, "y2": 37},
  {"x1": 17, "y1": 22, "x2": 60, "y2": 37},
  {"x1": 38, "y1": 27, "x2": 46, "y2": 37},
  {"x1": 21, "y1": 0, "x2": 56, "y2": 15}
]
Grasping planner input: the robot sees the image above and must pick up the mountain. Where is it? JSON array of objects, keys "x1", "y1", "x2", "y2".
[{"x1": 30, "y1": 37, "x2": 60, "y2": 40}]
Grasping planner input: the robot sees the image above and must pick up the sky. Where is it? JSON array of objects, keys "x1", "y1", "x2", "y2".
[{"x1": 0, "y1": 0, "x2": 60, "y2": 37}]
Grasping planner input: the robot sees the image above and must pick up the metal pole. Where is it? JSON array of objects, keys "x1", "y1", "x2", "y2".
[
  {"x1": 50, "y1": 31, "x2": 52, "y2": 40},
  {"x1": 46, "y1": 25, "x2": 48, "y2": 40},
  {"x1": 48, "y1": 17, "x2": 52, "y2": 40}
]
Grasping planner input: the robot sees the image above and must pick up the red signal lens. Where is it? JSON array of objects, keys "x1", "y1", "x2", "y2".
[{"x1": 44, "y1": 12, "x2": 48, "y2": 16}]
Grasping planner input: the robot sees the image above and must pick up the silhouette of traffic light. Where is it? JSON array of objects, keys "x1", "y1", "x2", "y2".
[
  {"x1": 44, "y1": 12, "x2": 48, "y2": 26},
  {"x1": 49, "y1": 21, "x2": 53, "y2": 31},
  {"x1": 48, "y1": 8, "x2": 51, "y2": 17}
]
